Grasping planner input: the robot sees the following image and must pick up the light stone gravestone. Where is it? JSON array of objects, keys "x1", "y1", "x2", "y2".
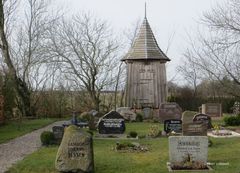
[
  {"x1": 55, "y1": 125, "x2": 94, "y2": 173},
  {"x1": 200, "y1": 103, "x2": 222, "y2": 117},
  {"x1": 143, "y1": 107, "x2": 152, "y2": 119},
  {"x1": 181, "y1": 111, "x2": 198, "y2": 125},
  {"x1": 116, "y1": 107, "x2": 136, "y2": 121},
  {"x1": 169, "y1": 136, "x2": 208, "y2": 170}
]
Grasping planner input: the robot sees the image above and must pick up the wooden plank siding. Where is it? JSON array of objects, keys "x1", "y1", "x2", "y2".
[{"x1": 125, "y1": 61, "x2": 167, "y2": 109}]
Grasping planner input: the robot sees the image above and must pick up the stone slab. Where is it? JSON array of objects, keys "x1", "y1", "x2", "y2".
[
  {"x1": 169, "y1": 136, "x2": 208, "y2": 166},
  {"x1": 182, "y1": 123, "x2": 207, "y2": 136}
]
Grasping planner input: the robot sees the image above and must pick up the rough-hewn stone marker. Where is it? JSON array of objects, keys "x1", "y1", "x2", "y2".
[{"x1": 55, "y1": 125, "x2": 94, "y2": 173}]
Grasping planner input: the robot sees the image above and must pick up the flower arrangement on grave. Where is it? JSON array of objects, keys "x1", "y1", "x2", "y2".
[
  {"x1": 115, "y1": 142, "x2": 149, "y2": 152},
  {"x1": 147, "y1": 125, "x2": 161, "y2": 138},
  {"x1": 171, "y1": 153, "x2": 207, "y2": 170}
]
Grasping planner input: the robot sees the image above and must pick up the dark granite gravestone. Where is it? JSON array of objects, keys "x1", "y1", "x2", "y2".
[
  {"x1": 164, "y1": 119, "x2": 182, "y2": 133},
  {"x1": 52, "y1": 126, "x2": 64, "y2": 144},
  {"x1": 159, "y1": 102, "x2": 182, "y2": 122},
  {"x1": 98, "y1": 111, "x2": 125, "y2": 134},
  {"x1": 193, "y1": 113, "x2": 213, "y2": 129},
  {"x1": 182, "y1": 122, "x2": 207, "y2": 136}
]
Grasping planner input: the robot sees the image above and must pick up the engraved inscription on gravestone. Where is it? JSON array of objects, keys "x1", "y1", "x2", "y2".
[
  {"x1": 169, "y1": 136, "x2": 208, "y2": 168},
  {"x1": 98, "y1": 111, "x2": 125, "y2": 134},
  {"x1": 193, "y1": 113, "x2": 213, "y2": 129},
  {"x1": 182, "y1": 123, "x2": 207, "y2": 136},
  {"x1": 164, "y1": 119, "x2": 182, "y2": 133},
  {"x1": 55, "y1": 125, "x2": 94, "y2": 173},
  {"x1": 68, "y1": 142, "x2": 85, "y2": 159}
]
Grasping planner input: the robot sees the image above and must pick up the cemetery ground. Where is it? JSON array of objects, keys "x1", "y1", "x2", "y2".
[
  {"x1": 0, "y1": 118, "x2": 59, "y2": 144},
  {"x1": 6, "y1": 119, "x2": 240, "y2": 173}
]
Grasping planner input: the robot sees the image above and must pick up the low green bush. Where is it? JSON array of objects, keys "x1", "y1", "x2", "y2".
[
  {"x1": 136, "y1": 113, "x2": 143, "y2": 122},
  {"x1": 40, "y1": 131, "x2": 54, "y2": 146},
  {"x1": 128, "y1": 131, "x2": 138, "y2": 138},
  {"x1": 116, "y1": 142, "x2": 135, "y2": 150},
  {"x1": 223, "y1": 115, "x2": 240, "y2": 126}
]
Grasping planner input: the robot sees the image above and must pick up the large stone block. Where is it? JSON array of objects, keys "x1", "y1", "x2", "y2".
[
  {"x1": 169, "y1": 136, "x2": 208, "y2": 167},
  {"x1": 55, "y1": 125, "x2": 94, "y2": 173}
]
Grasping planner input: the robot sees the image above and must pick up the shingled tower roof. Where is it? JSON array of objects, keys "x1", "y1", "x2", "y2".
[{"x1": 122, "y1": 16, "x2": 170, "y2": 62}]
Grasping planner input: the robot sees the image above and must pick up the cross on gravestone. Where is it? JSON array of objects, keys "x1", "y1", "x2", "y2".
[
  {"x1": 164, "y1": 119, "x2": 182, "y2": 133},
  {"x1": 98, "y1": 111, "x2": 125, "y2": 134}
]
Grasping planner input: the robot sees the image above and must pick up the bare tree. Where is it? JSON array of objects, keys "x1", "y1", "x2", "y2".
[
  {"x1": 180, "y1": 0, "x2": 240, "y2": 97},
  {"x1": 177, "y1": 50, "x2": 201, "y2": 97},
  {"x1": 48, "y1": 13, "x2": 120, "y2": 111},
  {"x1": 11, "y1": 0, "x2": 60, "y2": 115},
  {"x1": 0, "y1": 0, "x2": 32, "y2": 117}
]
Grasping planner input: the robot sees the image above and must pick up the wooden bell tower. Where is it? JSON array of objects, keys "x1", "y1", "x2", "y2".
[{"x1": 122, "y1": 6, "x2": 170, "y2": 109}]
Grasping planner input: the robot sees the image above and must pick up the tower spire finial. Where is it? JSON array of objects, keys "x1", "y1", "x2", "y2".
[{"x1": 145, "y1": 2, "x2": 147, "y2": 19}]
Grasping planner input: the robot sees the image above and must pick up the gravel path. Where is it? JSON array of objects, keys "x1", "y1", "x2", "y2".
[{"x1": 0, "y1": 120, "x2": 67, "y2": 173}]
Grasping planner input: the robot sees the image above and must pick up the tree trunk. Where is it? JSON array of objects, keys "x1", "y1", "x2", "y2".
[{"x1": 0, "y1": 1, "x2": 32, "y2": 117}]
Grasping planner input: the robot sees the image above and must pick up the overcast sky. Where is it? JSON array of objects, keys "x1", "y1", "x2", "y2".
[{"x1": 55, "y1": 0, "x2": 227, "y2": 83}]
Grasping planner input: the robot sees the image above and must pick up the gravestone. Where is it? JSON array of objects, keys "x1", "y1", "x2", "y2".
[
  {"x1": 182, "y1": 122, "x2": 207, "y2": 136},
  {"x1": 159, "y1": 102, "x2": 182, "y2": 122},
  {"x1": 193, "y1": 113, "x2": 213, "y2": 129},
  {"x1": 164, "y1": 119, "x2": 182, "y2": 133},
  {"x1": 55, "y1": 125, "x2": 94, "y2": 173},
  {"x1": 0, "y1": 96, "x2": 4, "y2": 125},
  {"x1": 116, "y1": 107, "x2": 136, "y2": 121},
  {"x1": 181, "y1": 111, "x2": 198, "y2": 124},
  {"x1": 52, "y1": 126, "x2": 64, "y2": 144},
  {"x1": 143, "y1": 107, "x2": 152, "y2": 119},
  {"x1": 169, "y1": 136, "x2": 208, "y2": 169},
  {"x1": 89, "y1": 110, "x2": 98, "y2": 116},
  {"x1": 98, "y1": 111, "x2": 125, "y2": 134},
  {"x1": 201, "y1": 103, "x2": 222, "y2": 117},
  {"x1": 233, "y1": 101, "x2": 240, "y2": 115}
]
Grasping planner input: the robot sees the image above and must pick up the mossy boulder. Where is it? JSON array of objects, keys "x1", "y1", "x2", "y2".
[{"x1": 55, "y1": 125, "x2": 94, "y2": 173}]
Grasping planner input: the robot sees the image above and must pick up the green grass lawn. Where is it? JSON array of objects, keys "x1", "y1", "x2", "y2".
[
  {"x1": 0, "y1": 118, "x2": 58, "y2": 144},
  {"x1": 7, "y1": 121, "x2": 240, "y2": 173}
]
